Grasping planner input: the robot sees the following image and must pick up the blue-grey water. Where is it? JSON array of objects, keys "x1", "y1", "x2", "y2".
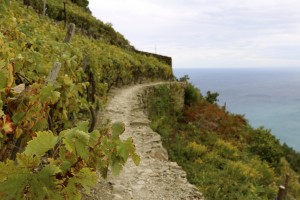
[{"x1": 174, "y1": 68, "x2": 300, "y2": 152}]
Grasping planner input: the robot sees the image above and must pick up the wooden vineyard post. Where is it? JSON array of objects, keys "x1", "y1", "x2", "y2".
[
  {"x1": 63, "y1": 1, "x2": 67, "y2": 27},
  {"x1": 277, "y1": 174, "x2": 290, "y2": 200},
  {"x1": 46, "y1": 62, "x2": 61, "y2": 131},
  {"x1": 284, "y1": 175, "x2": 290, "y2": 199},
  {"x1": 277, "y1": 185, "x2": 285, "y2": 200},
  {"x1": 64, "y1": 23, "x2": 75, "y2": 43},
  {"x1": 82, "y1": 55, "x2": 97, "y2": 132},
  {"x1": 46, "y1": 62, "x2": 62, "y2": 84},
  {"x1": 42, "y1": 0, "x2": 47, "y2": 16}
]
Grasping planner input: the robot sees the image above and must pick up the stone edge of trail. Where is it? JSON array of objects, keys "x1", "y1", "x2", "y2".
[{"x1": 85, "y1": 82, "x2": 204, "y2": 200}]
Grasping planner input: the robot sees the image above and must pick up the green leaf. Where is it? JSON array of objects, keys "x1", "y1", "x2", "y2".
[
  {"x1": 29, "y1": 164, "x2": 63, "y2": 200},
  {"x1": 62, "y1": 129, "x2": 89, "y2": 160},
  {"x1": 89, "y1": 130, "x2": 100, "y2": 147},
  {"x1": 117, "y1": 138, "x2": 132, "y2": 161},
  {"x1": 74, "y1": 121, "x2": 89, "y2": 132},
  {"x1": 16, "y1": 153, "x2": 41, "y2": 169},
  {"x1": 111, "y1": 122, "x2": 125, "y2": 139},
  {"x1": 0, "y1": 160, "x2": 30, "y2": 200},
  {"x1": 32, "y1": 118, "x2": 48, "y2": 131},
  {"x1": 111, "y1": 160, "x2": 123, "y2": 176},
  {"x1": 131, "y1": 152, "x2": 141, "y2": 166},
  {"x1": 12, "y1": 112, "x2": 26, "y2": 124},
  {"x1": 39, "y1": 84, "x2": 60, "y2": 104},
  {"x1": 0, "y1": 100, "x2": 4, "y2": 117},
  {"x1": 117, "y1": 138, "x2": 140, "y2": 165},
  {"x1": 0, "y1": 71, "x2": 7, "y2": 91},
  {"x1": 24, "y1": 131, "x2": 59, "y2": 157},
  {"x1": 58, "y1": 146, "x2": 77, "y2": 166}
]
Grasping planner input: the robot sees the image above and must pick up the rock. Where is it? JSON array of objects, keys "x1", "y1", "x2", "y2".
[
  {"x1": 130, "y1": 119, "x2": 150, "y2": 126},
  {"x1": 175, "y1": 176, "x2": 187, "y2": 184},
  {"x1": 149, "y1": 148, "x2": 169, "y2": 161},
  {"x1": 113, "y1": 185, "x2": 126, "y2": 193},
  {"x1": 131, "y1": 184, "x2": 144, "y2": 192},
  {"x1": 112, "y1": 194, "x2": 123, "y2": 200},
  {"x1": 147, "y1": 135, "x2": 161, "y2": 143},
  {"x1": 137, "y1": 180, "x2": 145, "y2": 185},
  {"x1": 137, "y1": 168, "x2": 153, "y2": 175}
]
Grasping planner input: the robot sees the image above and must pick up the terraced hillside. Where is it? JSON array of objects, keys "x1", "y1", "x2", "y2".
[{"x1": 0, "y1": 1, "x2": 173, "y2": 199}]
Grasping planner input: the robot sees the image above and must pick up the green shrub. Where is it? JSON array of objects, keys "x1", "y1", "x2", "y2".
[
  {"x1": 184, "y1": 83, "x2": 202, "y2": 106},
  {"x1": 248, "y1": 128, "x2": 283, "y2": 167},
  {"x1": 205, "y1": 91, "x2": 219, "y2": 104}
]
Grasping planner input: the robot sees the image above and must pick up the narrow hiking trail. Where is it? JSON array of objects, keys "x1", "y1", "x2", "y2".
[{"x1": 87, "y1": 82, "x2": 204, "y2": 200}]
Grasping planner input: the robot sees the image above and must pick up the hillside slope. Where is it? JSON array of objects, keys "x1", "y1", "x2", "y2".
[
  {"x1": 0, "y1": 1, "x2": 174, "y2": 199},
  {"x1": 147, "y1": 83, "x2": 300, "y2": 200},
  {"x1": 85, "y1": 82, "x2": 204, "y2": 200}
]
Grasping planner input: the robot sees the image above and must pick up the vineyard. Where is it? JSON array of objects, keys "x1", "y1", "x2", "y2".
[{"x1": 0, "y1": 0, "x2": 172, "y2": 199}]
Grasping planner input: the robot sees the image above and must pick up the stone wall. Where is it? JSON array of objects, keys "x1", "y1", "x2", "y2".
[
  {"x1": 134, "y1": 49, "x2": 173, "y2": 68},
  {"x1": 137, "y1": 82, "x2": 186, "y2": 116}
]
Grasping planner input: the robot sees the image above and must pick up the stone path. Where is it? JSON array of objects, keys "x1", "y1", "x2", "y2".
[{"x1": 86, "y1": 82, "x2": 204, "y2": 200}]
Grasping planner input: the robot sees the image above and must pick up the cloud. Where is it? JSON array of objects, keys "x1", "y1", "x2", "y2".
[{"x1": 89, "y1": 0, "x2": 300, "y2": 68}]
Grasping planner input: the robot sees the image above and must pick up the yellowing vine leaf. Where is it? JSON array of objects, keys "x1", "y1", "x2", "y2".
[
  {"x1": 62, "y1": 168, "x2": 97, "y2": 199},
  {"x1": 24, "y1": 131, "x2": 58, "y2": 157},
  {"x1": 1, "y1": 115, "x2": 14, "y2": 134}
]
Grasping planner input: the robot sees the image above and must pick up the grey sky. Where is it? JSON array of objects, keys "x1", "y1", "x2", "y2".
[{"x1": 89, "y1": 0, "x2": 300, "y2": 68}]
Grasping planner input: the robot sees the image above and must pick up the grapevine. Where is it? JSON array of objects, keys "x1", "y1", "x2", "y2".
[{"x1": 0, "y1": 0, "x2": 169, "y2": 198}]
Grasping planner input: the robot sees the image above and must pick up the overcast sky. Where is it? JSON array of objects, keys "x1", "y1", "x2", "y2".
[{"x1": 89, "y1": 0, "x2": 300, "y2": 68}]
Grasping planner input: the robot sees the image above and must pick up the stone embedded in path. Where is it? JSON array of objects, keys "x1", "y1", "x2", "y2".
[
  {"x1": 148, "y1": 147, "x2": 169, "y2": 161},
  {"x1": 130, "y1": 119, "x2": 150, "y2": 126}
]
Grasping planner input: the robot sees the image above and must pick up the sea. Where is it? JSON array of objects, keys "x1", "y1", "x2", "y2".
[{"x1": 173, "y1": 68, "x2": 300, "y2": 152}]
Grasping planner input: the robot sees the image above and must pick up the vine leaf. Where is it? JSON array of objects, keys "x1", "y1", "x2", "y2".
[
  {"x1": 29, "y1": 164, "x2": 63, "y2": 200},
  {"x1": 16, "y1": 153, "x2": 40, "y2": 170},
  {"x1": 0, "y1": 159, "x2": 30, "y2": 200},
  {"x1": 117, "y1": 138, "x2": 141, "y2": 166},
  {"x1": 12, "y1": 112, "x2": 25, "y2": 124},
  {"x1": 111, "y1": 160, "x2": 123, "y2": 176},
  {"x1": 0, "y1": 71, "x2": 6, "y2": 91},
  {"x1": 0, "y1": 100, "x2": 4, "y2": 117},
  {"x1": 89, "y1": 130, "x2": 100, "y2": 147},
  {"x1": 131, "y1": 152, "x2": 141, "y2": 166},
  {"x1": 0, "y1": 158, "x2": 63, "y2": 200},
  {"x1": 111, "y1": 122, "x2": 125, "y2": 139},
  {"x1": 39, "y1": 84, "x2": 60, "y2": 104},
  {"x1": 1, "y1": 115, "x2": 14, "y2": 134},
  {"x1": 24, "y1": 131, "x2": 58, "y2": 157},
  {"x1": 62, "y1": 168, "x2": 97, "y2": 199},
  {"x1": 73, "y1": 121, "x2": 89, "y2": 132},
  {"x1": 61, "y1": 123, "x2": 90, "y2": 160}
]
